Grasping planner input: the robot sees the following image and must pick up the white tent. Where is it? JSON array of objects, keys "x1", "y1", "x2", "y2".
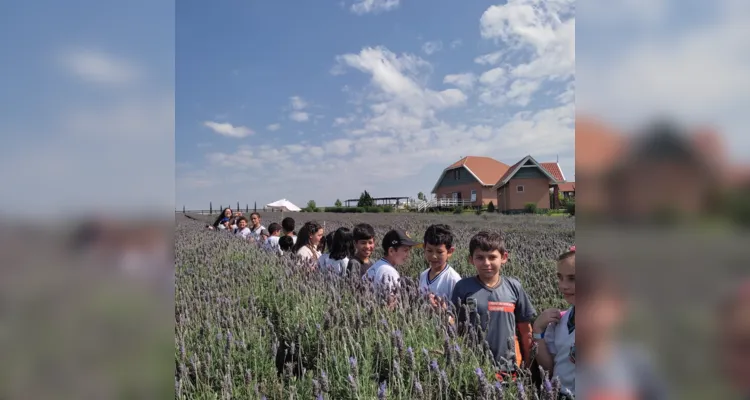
[{"x1": 265, "y1": 199, "x2": 302, "y2": 212}]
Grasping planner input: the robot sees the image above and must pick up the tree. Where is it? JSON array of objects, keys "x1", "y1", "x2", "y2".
[
  {"x1": 210, "y1": 202, "x2": 213, "y2": 214},
  {"x1": 335, "y1": 199, "x2": 342, "y2": 207},
  {"x1": 487, "y1": 201, "x2": 496, "y2": 213},
  {"x1": 357, "y1": 190, "x2": 374, "y2": 207},
  {"x1": 237, "y1": 201, "x2": 240, "y2": 211},
  {"x1": 307, "y1": 200, "x2": 318, "y2": 212},
  {"x1": 246, "y1": 204, "x2": 249, "y2": 213},
  {"x1": 254, "y1": 202, "x2": 257, "y2": 212},
  {"x1": 182, "y1": 205, "x2": 186, "y2": 214},
  {"x1": 418, "y1": 192, "x2": 425, "y2": 201}
]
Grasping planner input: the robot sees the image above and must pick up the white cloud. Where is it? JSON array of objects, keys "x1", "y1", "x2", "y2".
[
  {"x1": 443, "y1": 73, "x2": 476, "y2": 90},
  {"x1": 422, "y1": 41, "x2": 443, "y2": 55},
  {"x1": 450, "y1": 39, "x2": 463, "y2": 49},
  {"x1": 475, "y1": 0, "x2": 574, "y2": 107},
  {"x1": 289, "y1": 111, "x2": 310, "y2": 122},
  {"x1": 59, "y1": 48, "x2": 142, "y2": 85},
  {"x1": 290, "y1": 95, "x2": 307, "y2": 110},
  {"x1": 350, "y1": 0, "x2": 400, "y2": 15},
  {"x1": 324, "y1": 138, "x2": 353, "y2": 156},
  {"x1": 267, "y1": 123, "x2": 281, "y2": 131},
  {"x1": 203, "y1": 121, "x2": 254, "y2": 138}
]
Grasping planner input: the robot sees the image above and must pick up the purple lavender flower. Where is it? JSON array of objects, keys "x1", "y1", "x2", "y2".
[
  {"x1": 494, "y1": 381, "x2": 504, "y2": 398},
  {"x1": 429, "y1": 359, "x2": 440, "y2": 373},
  {"x1": 349, "y1": 356, "x2": 358, "y2": 377},
  {"x1": 406, "y1": 347, "x2": 415, "y2": 370},
  {"x1": 391, "y1": 330, "x2": 404, "y2": 355},
  {"x1": 320, "y1": 371, "x2": 330, "y2": 393},
  {"x1": 516, "y1": 380, "x2": 526, "y2": 400},
  {"x1": 392, "y1": 359, "x2": 402, "y2": 380},
  {"x1": 378, "y1": 381, "x2": 387, "y2": 399},
  {"x1": 347, "y1": 374, "x2": 357, "y2": 392},
  {"x1": 439, "y1": 369, "x2": 449, "y2": 388},
  {"x1": 412, "y1": 378, "x2": 424, "y2": 398},
  {"x1": 312, "y1": 379, "x2": 321, "y2": 396},
  {"x1": 422, "y1": 347, "x2": 430, "y2": 360}
]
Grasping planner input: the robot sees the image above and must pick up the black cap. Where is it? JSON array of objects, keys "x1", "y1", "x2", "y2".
[{"x1": 382, "y1": 228, "x2": 420, "y2": 251}]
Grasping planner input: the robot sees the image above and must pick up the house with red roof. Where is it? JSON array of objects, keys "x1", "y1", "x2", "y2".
[{"x1": 431, "y1": 155, "x2": 567, "y2": 212}]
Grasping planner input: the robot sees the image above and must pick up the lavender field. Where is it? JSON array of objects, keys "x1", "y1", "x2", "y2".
[{"x1": 175, "y1": 213, "x2": 575, "y2": 399}]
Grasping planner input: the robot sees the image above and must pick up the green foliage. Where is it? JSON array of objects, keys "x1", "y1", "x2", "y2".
[
  {"x1": 334, "y1": 199, "x2": 343, "y2": 207},
  {"x1": 357, "y1": 190, "x2": 375, "y2": 208},
  {"x1": 565, "y1": 200, "x2": 575, "y2": 216},
  {"x1": 487, "y1": 201, "x2": 496, "y2": 213},
  {"x1": 304, "y1": 200, "x2": 319, "y2": 212},
  {"x1": 417, "y1": 192, "x2": 425, "y2": 201},
  {"x1": 176, "y1": 213, "x2": 573, "y2": 399},
  {"x1": 524, "y1": 203, "x2": 537, "y2": 214}
]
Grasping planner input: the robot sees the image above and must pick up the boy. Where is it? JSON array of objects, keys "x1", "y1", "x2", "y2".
[
  {"x1": 450, "y1": 231, "x2": 536, "y2": 374},
  {"x1": 278, "y1": 235, "x2": 294, "y2": 255},
  {"x1": 364, "y1": 228, "x2": 420, "y2": 292},
  {"x1": 264, "y1": 223, "x2": 282, "y2": 252},
  {"x1": 419, "y1": 224, "x2": 461, "y2": 307},
  {"x1": 533, "y1": 246, "x2": 575, "y2": 396},
  {"x1": 347, "y1": 223, "x2": 376, "y2": 278},
  {"x1": 233, "y1": 216, "x2": 251, "y2": 239},
  {"x1": 281, "y1": 217, "x2": 297, "y2": 244}
]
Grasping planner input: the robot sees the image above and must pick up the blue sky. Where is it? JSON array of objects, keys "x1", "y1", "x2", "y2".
[{"x1": 176, "y1": 0, "x2": 575, "y2": 209}]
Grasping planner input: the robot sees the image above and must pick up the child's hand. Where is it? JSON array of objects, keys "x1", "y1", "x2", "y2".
[{"x1": 533, "y1": 308, "x2": 562, "y2": 333}]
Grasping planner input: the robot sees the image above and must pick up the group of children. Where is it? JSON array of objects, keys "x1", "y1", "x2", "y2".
[{"x1": 205, "y1": 208, "x2": 578, "y2": 397}]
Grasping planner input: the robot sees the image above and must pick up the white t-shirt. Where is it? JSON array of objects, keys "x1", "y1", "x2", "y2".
[
  {"x1": 296, "y1": 246, "x2": 320, "y2": 262},
  {"x1": 249, "y1": 225, "x2": 266, "y2": 241},
  {"x1": 544, "y1": 306, "x2": 575, "y2": 395},
  {"x1": 365, "y1": 258, "x2": 401, "y2": 290},
  {"x1": 265, "y1": 236, "x2": 281, "y2": 253},
  {"x1": 317, "y1": 253, "x2": 329, "y2": 269},
  {"x1": 418, "y1": 264, "x2": 461, "y2": 302},
  {"x1": 235, "y1": 227, "x2": 251, "y2": 239},
  {"x1": 321, "y1": 256, "x2": 349, "y2": 275}
]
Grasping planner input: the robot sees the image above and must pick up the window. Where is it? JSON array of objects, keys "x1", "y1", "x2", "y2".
[
  {"x1": 453, "y1": 169, "x2": 461, "y2": 180},
  {"x1": 517, "y1": 185, "x2": 524, "y2": 193},
  {"x1": 452, "y1": 192, "x2": 458, "y2": 200},
  {"x1": 471, "y1": 190, "x2": 476, "y2": 202}
]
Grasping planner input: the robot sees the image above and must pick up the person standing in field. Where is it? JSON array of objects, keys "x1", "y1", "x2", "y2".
[
  {"x1": 533, "y1": 246, "x2": 576, "y2": 397},
  {"x1": 208, "y1": 208, "x2": 233, "y2": 230},
  {"x1": 264, "y1": 223, "x2": 283, "y2": 252},
  {"x1": 347, "y1": 223, "x2": 376, "y2": 278},
  {"x1": 321, "y1": 227, "x2": 354, "y2": 275},
  {"x1": 233, "y1": 216, "x2": 251, "y2": 239},
  {"x1": 278, "y1": 235, "x2": 294, "y2": 255},
  {"x1": 451, "y1": 231, "x2": 536, "y2": 376},
  {"x1": 317, "y1": 232, "x2": 335, "y2": 270},
  {"x1": 419, "y1": 224, "x2": 461, "y2": 308},
  {"x1": 292, "y1": 221, "x2": 324, "y2": 264},
  {"x1": 248, "y1": 212, "x2": 266, "y2": 242},
  {"x1": 364, "y1": 229, "x2": 420, "y2": 294},
  {"x1": 281, "y1": 217, "x2": 297, "y2": 244}
]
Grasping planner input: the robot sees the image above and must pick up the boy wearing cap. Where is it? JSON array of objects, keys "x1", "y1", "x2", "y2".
[{"x1": 364, "y1": 228, "x2": 420, "y2": 292}]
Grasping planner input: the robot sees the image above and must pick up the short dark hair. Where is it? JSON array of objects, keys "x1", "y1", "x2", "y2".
[
  {"x1": 469, "y1": 231, "x2": 507, "y2": 257},
  {"x1": 424, "y1": 224, "x2": 454, "y2": 248},
  {"x1": 353, "y1": 223, "x2": 375, "y2": 242},
  {"x1": 268, "y1": 223, "x2": 282, "y2": 235},
  {"x1": 250, "y1": 212, "x2": 261, "y2": 219},
  {"x1": 236, "y1": 216, "x2": 248, "y2": 224},
  {"x1": 330, "y1": 227, "x2": 354, "y2": 261},
  {"x1": 279, "y1": 236, "x2": 294, "y2": 252},
  {"x1": 282, "y1": 217, "x2": 295, "y2": 233}
]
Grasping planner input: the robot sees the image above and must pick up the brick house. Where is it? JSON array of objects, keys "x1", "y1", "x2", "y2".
[
  {"x1": 492, "y1": 155, "x2": 566, "y2": 212},
  {"x1": 431, "y1": 155, "x2": 567, "y2": 212},
  {"x1": 576, "y1": 115, "x2": 750, "y2": 219},
  {"x1": 559, "y1": 182, "x2": 575, "y2": 199}
]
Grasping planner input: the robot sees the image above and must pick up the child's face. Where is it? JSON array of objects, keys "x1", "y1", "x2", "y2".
[
  {"x1": 557, "y1": 257, "x2": 576, "y2": 306},
  {"x1": 237, "y1": 219, "x2": 248, "y2": 229},
  {"x1": 388, "y1": 245, "x2": 411, "y2": 265},
  {"x1": 355, "y1": 238, "x2": 375, "y2": 259},
  {"x1": 424, "y1": 243, "x2": 454, "y2": 270},
  {"x1": 310, "y1": 228, "x2": 324, "y2": 246},
  {"x1": 469, "y1": 249, "x2": 507, "y2": 281},
  {"x1": 250, "y1": 214, "x2": 260, "y2": 227},
  {"x1": 223, "y1": 209, "x2": 232, "y2": 217}
]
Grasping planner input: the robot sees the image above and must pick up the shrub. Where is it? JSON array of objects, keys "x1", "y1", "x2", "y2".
[
  {"x1": 524, "y1": 202, "x2": 537, "y2": 214},
  {"x1": 487, "y1": 201, "x2": 496, "y2": 213},
  {"x1": 565, "y1": 200, "x2": 575, "y2": 216}
]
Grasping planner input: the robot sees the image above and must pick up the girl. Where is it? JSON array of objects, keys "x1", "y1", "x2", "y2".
[
  {"x1": 233, "y1": 216, "x2": 251, "y2": 239},
  {"x1": 292, "y1": 221, "x2": 324, "y2": 264},
  {"x1": 533, "y1": 245, "x2": 575, "y2": 397},
  {"x1": 208, "y1": 208, "x2": 232, "y2": 230},
  {"x1": 321, "y1": 227, "x2": 354, "y2": 275},
  {"x1": 317, "y1": 232, "x2": 335, "y2": 270}
]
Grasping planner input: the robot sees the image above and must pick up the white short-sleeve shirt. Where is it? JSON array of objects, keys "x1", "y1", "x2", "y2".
[
  {"x1": 235, "y1": 227, "x2": 251, "y2": 239},
  {"x1": 418, "y1": 264, "x2": 462, "y2": 301},
  {"x1": 321, "y1": 256, "x2": 349, "y2": 275},
  {"x1": 365, "y1": 258, "x2": 401, "y2": 290},
  {"x1": 544, "y1": 306, "x2": 575, "y2": 395}
]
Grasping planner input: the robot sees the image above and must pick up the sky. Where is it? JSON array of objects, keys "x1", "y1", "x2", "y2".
[
  {"x1": 175, "y1": 0, "x2": 575, "y2": 210},
  {"x1": 0, "y1": 0, "x2": 747, "y2": 215}
]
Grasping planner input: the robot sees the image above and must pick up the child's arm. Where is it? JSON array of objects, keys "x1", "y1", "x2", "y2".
[
  {"x1": 532, "y1": 309, "x2": 561, "y2": 371},
  {"x1": 513, "y1": 281, "x2": 538, "y2": 367},
  {"x1": 518, "y1": 322, "x2": 534, "y2": 368}
]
